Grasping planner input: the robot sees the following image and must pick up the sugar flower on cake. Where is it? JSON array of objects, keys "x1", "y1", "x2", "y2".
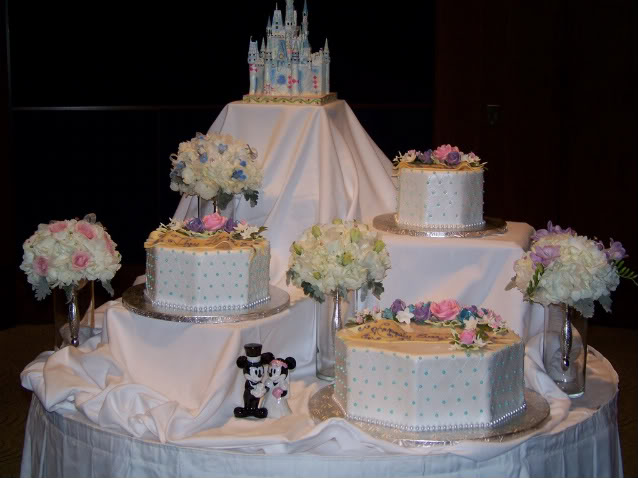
[
  {"x1": 392, "y1": 144, "x2": 485, "y2": 170},
  {"x1": 160, "y1": 215, "x2": 266, "y2": 241},
  {"x1": 20, "y1": 214, "x2": 122, "y2": 300},
  {"x1": 169, "y1": 132, "x2": 263, "y2": 209},
  {"x1": 286, "y1": 219, "x2": 391, "y2": 303},
  {"x1": 509, "y1": 221, "x2": 637, "y2": 318},
  {"x1": 346, "y1": 297, "x2": 509, "y2": 350}
]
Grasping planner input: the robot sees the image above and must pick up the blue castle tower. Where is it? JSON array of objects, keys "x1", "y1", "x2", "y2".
[{"x1": 247, "y1": 0, "x2": 330, "y2": 97}]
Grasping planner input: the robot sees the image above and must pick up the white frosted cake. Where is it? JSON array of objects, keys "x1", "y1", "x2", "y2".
[
  {"x1": 335, "y1": 301, "x2": 525, "y2": 431},
  {"x1": 393, "y1": 145, "x2": 485, "y2": 230},
  {"x1": 144, "y1": 218, "x2": 270, "y2": 311}
]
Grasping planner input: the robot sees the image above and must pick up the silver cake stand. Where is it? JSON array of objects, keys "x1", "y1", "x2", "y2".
[
  {"x1": 122, "y1": 284, "x2": 290, "y2": 324},
  {"x1": 309, "y1": 385, "x2": 550, "y2": 447},
  {"x1": 373, "y1": 214, "x2": 508, "y2": 238}
]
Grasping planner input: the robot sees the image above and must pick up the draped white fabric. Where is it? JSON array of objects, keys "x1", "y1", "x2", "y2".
[
  {"x1": 19, "y1": 101, "x2": 622, "y2": 476},
  {"x1": 174, "y1": 100, "x2": 396, "y2": 288},
  {"x1": 20, "y1": 347, "x2": 622, "y2": 477}
]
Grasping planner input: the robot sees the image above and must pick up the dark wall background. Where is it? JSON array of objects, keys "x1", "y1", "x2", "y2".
[{"x1": 7, "y1": 1, "x2": 636, "y2": 328}]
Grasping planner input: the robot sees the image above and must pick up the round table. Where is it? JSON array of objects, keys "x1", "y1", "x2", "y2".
[{"x1": 20, "y1": 348, "x2": 622, "y2": 478}]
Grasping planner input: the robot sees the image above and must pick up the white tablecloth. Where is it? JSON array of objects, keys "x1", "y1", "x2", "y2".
[
  {"x1": 20, "y1": 342, "x2": 622, "y2": 477},
  {"x1": 174, "y1": 100, "x2": 396, "y2": 288}
]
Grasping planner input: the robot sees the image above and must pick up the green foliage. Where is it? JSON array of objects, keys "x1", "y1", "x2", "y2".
[
  {"x1": 216, "y1": 191, "x2": 235, "y2": 210},
  {"x1": 526, "y1": 263, "x2": 544, "y2": 298},
  {"x1": 614, "y1": 260, "x2": 638, "y2": 286},
  {"x1": 243, "y1": 189, "x2": 259, "y2": 207}
]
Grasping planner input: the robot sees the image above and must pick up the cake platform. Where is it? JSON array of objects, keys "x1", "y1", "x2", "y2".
[
  {"x1": 309, "y1": 385, "x2": 550, "y2": 447},
  {"x1": 373, "y1": 214, "x2": 508, "y2": 238},
  {"x1": 122, "y1": 283, "x2": 290, "y2": 324},
  {"x1": 242, "y1": 92, "x2": 338, "y2": 106}
]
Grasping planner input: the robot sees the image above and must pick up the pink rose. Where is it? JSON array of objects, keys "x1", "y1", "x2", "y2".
[
  {"x1": 34, "y1": 256, "x2": 49, "y2": 276},
  {"x1": 48, "y1": 221, "x2": 68, "y2": 234},
  {"x1": 272, "y1": 387, "x2": 284, "y2": 399},
  {"x1": 433, "y1": 144, "x2": 460, "y2": 161},
  {"x1": 76, "y1": 221, "x2": 96, "y2": 240},
  {"x1": 103, "y1": 232, "x2": 115, "y2": 255},
  {"x1": 430, "y1": 299, "x2": 461, "y2": 321},
  {"x1": 202, "y1": 213, "x2": 228, "y2": 231},
  {"x1": 459, "y1": 329, "x2": 476, "y2": 345},
  {"x1": 71, "y1": 251, "x2": 91, "y2": 269}
]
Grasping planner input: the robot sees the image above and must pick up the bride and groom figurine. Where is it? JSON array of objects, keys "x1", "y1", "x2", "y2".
[{"x1": 234, "y1": 343, "x2": 296, "y2": 420}]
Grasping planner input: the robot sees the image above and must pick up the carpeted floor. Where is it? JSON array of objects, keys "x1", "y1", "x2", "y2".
[{"x1": 1, "y1": 292, "x2": 636, "y2": 477}]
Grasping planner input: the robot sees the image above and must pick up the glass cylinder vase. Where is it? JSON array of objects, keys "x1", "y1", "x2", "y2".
[
  {"x1": 52, "y1": 280, "x2": 95, "y2": 350},
  {"x1": 197, "y1": 196, "x2": 236, "y2": 221},
  {"x1": 316, "y1": 289, "x2": 356, "y2": 381},
  {"x1": 543, "y1": 303, "x2": 588, "y2": 398}
]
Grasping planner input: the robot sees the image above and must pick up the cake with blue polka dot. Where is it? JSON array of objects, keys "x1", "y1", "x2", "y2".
[
  {"x1": 393, "y1": 145, "x2": 485, "y2": 231},
  {"x1": 335, "y1": 299, "x2": 526, "y2": 431},
  {"x1": 144, "y1": 214, "x2": 270, "y2": 311}
]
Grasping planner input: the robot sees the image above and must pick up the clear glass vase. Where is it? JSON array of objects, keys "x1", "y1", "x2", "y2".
[
  {"x1": 316, "y1": 289, "x2": 358, "y2": 381},
  {"x1": 543, "y1": 303, "x2": 588, "y2": 398},
  {"x1": 197, "y1": 196, "x2": 237, "y2": 221},
  {"x1": 53, "y1": 280, "x2": 95, "y2": 350}
]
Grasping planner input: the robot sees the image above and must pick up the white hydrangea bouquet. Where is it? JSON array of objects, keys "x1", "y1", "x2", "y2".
[
  {"x1": 509, "y1": 221, "x2": 636, "y2": 318},
  {"x1": 20, "y1": 214, "x2": 122, "y2": 300},
  {"x1": 286, "y1": 219, "x2": 391, "y2": 303},
  {"x1": 169, "y1": 132, "x2": 263, "y2": 209}
]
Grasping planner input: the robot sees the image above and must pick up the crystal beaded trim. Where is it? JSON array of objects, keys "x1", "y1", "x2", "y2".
[
  {"x1": 144, "y1": 291, "x2": 271, "y2": 312},
  {"x1": 395, "y1": 214, "x2": 486, "y2": 231},
  {"x1": 335, "y1": 400, "x2": 527, "y2": 432}
]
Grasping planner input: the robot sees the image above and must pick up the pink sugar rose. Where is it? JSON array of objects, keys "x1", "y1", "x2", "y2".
[
  {"x1": 459, "y1": 329, "x2": 476, "y2": 345},
  {"x1": 430, "y1": 299, "x2": 461, "y2": 321},
  {"x1": 71, "y1": 251, "x2": 91, "y2": 269},
  {"x1": 433, "y1": 144, "x2": 460, "y2": 161},
  {"x1": 76, "y1": 221, "x2": 96, "y2": 240},
  {"x1": 272, "y1": 387, "x2": 284, "y2": 399},
  {"x1": 34, "y1": 256, "x2": 49, "y2": 276},
  {"x1": 48, "y1": 221, "x2": 68, "y2": 234},
  {"x1": 202, "y1": 212, "x2": 228, "y2": 231}
]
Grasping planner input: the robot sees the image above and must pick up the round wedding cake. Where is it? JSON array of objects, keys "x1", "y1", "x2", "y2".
[
  {"x1": 335, "y1": 301, "x2": 526, "y2": 431},
  {"x1": 393, "y1": 145, "x2": 485, "y2": 230}
]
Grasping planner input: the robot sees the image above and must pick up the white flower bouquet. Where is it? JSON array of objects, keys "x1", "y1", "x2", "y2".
[
  {"x1": 20, "y1": 214, "x2": 122, "y2": 300},
  {"x1": 510, "y1": 221, "x2": 636, "y2": 318},
  {"x1": 286, "y1": 219, "x2": 391, "y2": 303},
  {"x1": 169, "y1": 132, "x2": 263, "y2": 209}
]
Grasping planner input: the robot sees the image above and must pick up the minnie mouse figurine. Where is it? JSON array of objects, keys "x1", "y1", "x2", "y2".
[
  {"x1": 263, "y1": 356, "x2": 296, "y2": 419},
  {"x1": 234, "y1": 343, "x2": 274, "y2": 419}
]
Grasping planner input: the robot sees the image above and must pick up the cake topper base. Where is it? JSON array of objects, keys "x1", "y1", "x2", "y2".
[
  {"x1": 242, "y1": 93, "x2": 338, "y2": 106},
  {"x1": 373, "y1": 214, "x2": 508, "y2": 238},
  {"x1": 309, "y1": 385, "x2": 550, "y2": 447},
  {"x1": 122, "y1": 284, "x2": 290, "y2": 324}
]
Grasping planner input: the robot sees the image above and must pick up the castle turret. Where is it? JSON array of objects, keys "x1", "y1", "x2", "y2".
[
  {"x1": 248, "y1": 38, "x2": 261, "y2": 94},
  {"x1": 302, "y1": 0, "x2": 309, "y2": 38},
  {"x1": 266, "y1": 16, "x2": 272, "y2": 37},
  {"x1": 272, "y1": 5, "x2": 284, "y2": 37},
  {"x1": 291, "y1": 38, "x2": 300, "y2": 95},
  {"x1": 323, "y1": 38, "x2": 330, "y2": 93}
]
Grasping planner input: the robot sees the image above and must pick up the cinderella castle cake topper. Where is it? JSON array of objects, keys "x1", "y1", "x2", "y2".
[{"x1": 243, "y1": 0, "x2": 337, "y2": 105}]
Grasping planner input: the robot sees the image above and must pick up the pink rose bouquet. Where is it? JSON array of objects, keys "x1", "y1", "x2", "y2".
[{"x1": 20, "y1": 214, "x2": 122, "y2": 300}]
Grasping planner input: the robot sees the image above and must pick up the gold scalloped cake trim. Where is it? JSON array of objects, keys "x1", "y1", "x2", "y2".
[
  {"x1": 242, "y1": 92, "x2": 338, "y2": 106},
  {"x1": 144, "y1": 229, "x2": 267, "y2": 253}
]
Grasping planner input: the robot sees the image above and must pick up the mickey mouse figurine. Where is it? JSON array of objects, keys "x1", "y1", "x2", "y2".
[
  {"x1": 263, "y1": 356, "x2": 296, "y2": 419},
  {"x1": 234, "y1": 343, "x2": 274, "y2": 419}
]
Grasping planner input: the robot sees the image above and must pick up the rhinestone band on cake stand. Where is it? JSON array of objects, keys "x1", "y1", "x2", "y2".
[
  {"x1": 122, "y1": 283, "x2": 290, "y2": 324},
  {"x1": 308, "y1": 385, "x2": 550, "y2": 447},
  {"x1": 372, "y1": 214, "x2": 508, "y2": 238}
]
